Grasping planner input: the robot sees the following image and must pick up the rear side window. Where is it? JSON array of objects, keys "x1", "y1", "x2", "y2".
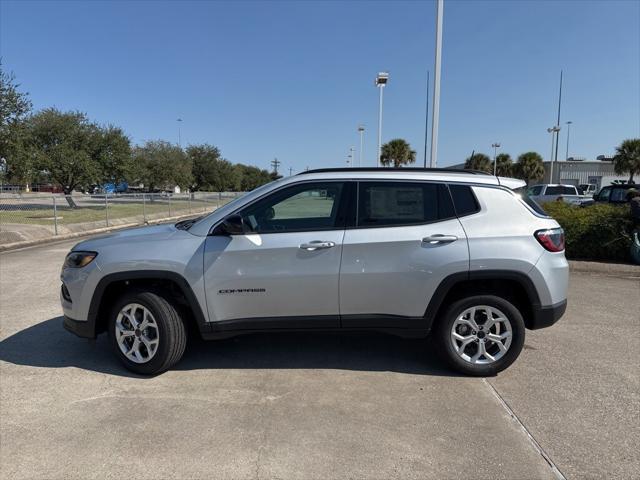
[
  {"x1": 449, "y1": 184, "x2": 480, "y2": 216},
  {"x1": 546, "y1": 186, "x2": 576, "y2": 195},
  {"x1": 513, "y1": 187, "x2": 549, "y2": 216},
  {"x1": 527, "y1": 185, "x2": 543, "y2": 196},
  {"x1": 357, "y1": 182, "x2": 454, "y2": 227}
]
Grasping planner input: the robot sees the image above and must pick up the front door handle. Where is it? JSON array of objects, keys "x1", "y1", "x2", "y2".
[
  {"x1": 299, "y1": 241, "x2": 336, "y2": 251},
  {"x1": 422, "y1": 234, "x2": 458, "y2": 245}
]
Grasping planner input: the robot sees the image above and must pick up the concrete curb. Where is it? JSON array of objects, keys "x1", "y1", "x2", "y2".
[
  {"x1": 0, "y1": 212, "x2": 199, "y2": 253},
  {"x1": 569, "y1": 260, "x2": 640, "y2": 276}
]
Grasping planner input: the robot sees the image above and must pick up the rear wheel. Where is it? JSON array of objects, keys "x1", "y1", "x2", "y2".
[
  {"x1": 108, "y1": 290, "x2": 187, "y2": 375},
  {"x1": 434, "y1": 295, "x2": 525, "y2": 376}
]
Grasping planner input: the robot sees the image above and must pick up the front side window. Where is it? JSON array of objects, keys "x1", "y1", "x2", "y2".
[
  {"x1": 357, "y1": 182, "x2": 454, "y2": 227},
  {"x1": 528, "y1": 186, "x2": 543, "y2": 196},
  {"x1": 240, "y1": 182, "x2": 344, "y2": 233},
  {"x1": 597, "y1": 187, "x2": 611, "y2": 201}
]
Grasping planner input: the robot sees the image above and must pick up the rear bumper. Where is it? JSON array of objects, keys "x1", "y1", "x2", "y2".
[
  {"x1": 529, "y1": 300, "x2": 567, "y2": 330},
  {"x1": 63, "y1": 315, "x2": 96, "y2": 339}
]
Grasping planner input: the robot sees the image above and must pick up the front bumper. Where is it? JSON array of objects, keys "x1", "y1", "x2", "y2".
[
  {"x1": 63, "y1": 315, "x2": 96, "y2": 339},
  {"x1": 529, "y1": 300, "x2": 567, "y2": 330}
]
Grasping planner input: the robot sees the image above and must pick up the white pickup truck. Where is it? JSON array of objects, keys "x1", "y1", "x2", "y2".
[{"x1": 527, "y1": 184, "x2": 595, "y2": 206}]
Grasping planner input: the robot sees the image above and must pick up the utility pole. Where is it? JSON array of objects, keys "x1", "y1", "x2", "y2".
[
  {"x1": 176, "y1": 118, "x2": 183, "y2": 147},
  {"x1": 565, "y1": 121, "x2": 573, "y2": 160},
  {"x1": 492, "y1": 143, "x2": 501, "y2": 176},
  {"x1": 349, "y1": 146, "x2": 355, "y2": 168},
  {"x1": 358, "y1": 125, "x2": 365, "y2": 167},
  {"x1": 423, "y1": 70, "x2": 430, "y2": 167},
  {"x1": 429, "y1": 0, "x2": 444, "y2": 168},
  {"x1": 554, "y1": 70, "x2": 563, "y2": 163},
  {"x1": 288, "y1": 167, "x2": 294, "y2": 176},
  {"x1": 270, "y1": 158, "x2": 281, "y2": 175}
]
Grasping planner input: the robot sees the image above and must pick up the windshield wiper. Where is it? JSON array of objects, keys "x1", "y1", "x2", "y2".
[{"x1": 175, "y1": 216, "x2": 203, "y2": 230}]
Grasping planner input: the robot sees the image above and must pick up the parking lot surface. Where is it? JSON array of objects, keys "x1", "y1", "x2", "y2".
[{"x1": 1, "y1": 238, "x2": 638, "y2": 479}]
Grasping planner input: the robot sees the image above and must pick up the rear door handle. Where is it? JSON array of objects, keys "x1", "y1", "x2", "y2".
[
  {"x1": 422, "y1": 234, "x2": 458, "y2": 245},
  {"x1": 299, "y1": 241, "x2": 336, "y2": 251}
]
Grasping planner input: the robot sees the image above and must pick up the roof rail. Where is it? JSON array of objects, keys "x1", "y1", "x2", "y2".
[{"x1": 297, "y1": 167, "x2": 493, "y2": 176}]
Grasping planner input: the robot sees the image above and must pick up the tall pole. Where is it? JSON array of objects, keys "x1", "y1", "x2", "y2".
[
  {"x1": 565, "y1": 121, "x2": 572, "y2": 160},
  {"x1": 377, "y1": 85, "x2": 384, "y2": 167},
  {"x1": 177, "y1": 118, "x2": 183, "y2": 147},
  {"x1": 429, "y1": 0, "x2": 444, "y2": 168},
  {"x1": 349, "y1": 146, "x2": 355, "y2": 168},
  {"x1": 554, "y1": 70, "x2": 563, "y2": 163},
  {"x1": 423, "y1": 70, "x2": 430, "y2": 167},
  {"x1": 492, "y1": 143, "x2": 501, "y2": 176},
  {"x1": 358, "y1": 125, "x2": 365, "y2": 167},
  {"x1": 548, "y1": 128, "x2": 556, "y2": 183}
]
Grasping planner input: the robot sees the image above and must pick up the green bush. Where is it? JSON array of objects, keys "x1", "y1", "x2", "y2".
[{"x1": 542, "y1": 202, "x2": 634, "y2": 262}]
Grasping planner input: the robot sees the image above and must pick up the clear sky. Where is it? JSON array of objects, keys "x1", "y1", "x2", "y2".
[{"x1": 1, "y1": 0, "x2": 639, "y2": 173}]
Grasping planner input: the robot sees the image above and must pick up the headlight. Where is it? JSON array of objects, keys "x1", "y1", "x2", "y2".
[{"x1": 64, "y1": 251, "x2": 98, "y2": 269}]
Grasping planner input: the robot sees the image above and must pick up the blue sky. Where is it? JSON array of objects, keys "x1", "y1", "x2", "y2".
[{"x1": 1, "y1": 0, "x2": 639, "y2": 173}]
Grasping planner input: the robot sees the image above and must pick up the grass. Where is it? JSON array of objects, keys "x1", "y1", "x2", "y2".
[{"x1": 0, "y1": 198, "x2": 225, "y2": 226}]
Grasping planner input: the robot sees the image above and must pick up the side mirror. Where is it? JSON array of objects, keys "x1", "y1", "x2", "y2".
[{"x1": 212, "y1": 214, "x2": 246, "y2": 236}]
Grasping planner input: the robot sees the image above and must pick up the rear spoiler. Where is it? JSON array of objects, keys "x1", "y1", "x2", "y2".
[{"x1": 497, "y1": 177, "x2": 526, "y2": 190}]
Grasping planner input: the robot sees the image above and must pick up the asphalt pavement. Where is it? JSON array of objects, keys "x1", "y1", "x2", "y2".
[{"x1": 0, "y1": 238, "x2": 638, "y2": 479}]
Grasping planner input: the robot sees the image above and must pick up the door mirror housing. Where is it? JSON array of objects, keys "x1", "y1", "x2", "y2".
[{"x1": 212, "y1": 214, "x2": 246, "y2": 236}]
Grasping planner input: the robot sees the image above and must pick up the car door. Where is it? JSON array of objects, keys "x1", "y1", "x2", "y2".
[
  {"x1": 339, "y1": 181, "x2": 469, "y2": 327},
  {"x1": 203, "y1": 181, "x2": 350, "y2": 328}
]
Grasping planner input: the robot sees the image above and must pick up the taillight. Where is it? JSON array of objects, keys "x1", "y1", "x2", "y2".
[{"x1": 535, "y1": 228, "x2": 565, "y2": 252}]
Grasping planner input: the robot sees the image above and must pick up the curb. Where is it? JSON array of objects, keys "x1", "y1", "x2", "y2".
[
  {"x1": 569, "y1": 260, "x2": 640, "y2": 276},
  {"x1": 0, "y1": 212, "x2": 199, "y2": 253}
]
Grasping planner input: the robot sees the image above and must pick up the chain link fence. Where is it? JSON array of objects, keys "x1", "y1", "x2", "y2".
[{"x1": 0, "y1": 192, "x2": 242, "y2": 245}]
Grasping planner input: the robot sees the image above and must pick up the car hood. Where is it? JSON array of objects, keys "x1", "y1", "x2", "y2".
[{"x1": 72, "y1": 223, "x2": 183, "y2": 251}]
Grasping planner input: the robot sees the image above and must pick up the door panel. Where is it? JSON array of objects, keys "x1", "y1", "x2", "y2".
[
  {"x1": 204, "y1": 231, "x2": 344, "y2": 323},
  {"x1": 339, "y1": 218, "x2": 468, "y2": 319}
]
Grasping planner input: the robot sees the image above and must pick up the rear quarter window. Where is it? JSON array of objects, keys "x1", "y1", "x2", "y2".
[
  {"x1": 449, "y1": 184, "x2": 480, "y2": 216},
  {"x1": 513, "y1": 187, "x2": 549, "y2": 216}
]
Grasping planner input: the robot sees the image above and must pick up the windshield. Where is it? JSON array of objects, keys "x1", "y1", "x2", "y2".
[
  {"x1": 546, "y1": 186, "x2": 576, "y2": 195},
  {"x1": 513, "y1": 187, "x2": 549, "y2": 217}
]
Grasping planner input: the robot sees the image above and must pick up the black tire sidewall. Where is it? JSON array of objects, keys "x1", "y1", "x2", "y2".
[
  {"x1": 435, "y1": 295, "x2": 526, "y2": 376},
  {"x1": 108, "y1": 291, "x2": 181, "y2": 375}
]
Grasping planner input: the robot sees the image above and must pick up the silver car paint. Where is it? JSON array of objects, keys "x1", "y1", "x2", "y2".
[
  {"x1": 61, "y1": 171, "x2": 567, "y2": 328},
  {"x1": 339, "y1": 218, "x2": 468, "y2": 317}
]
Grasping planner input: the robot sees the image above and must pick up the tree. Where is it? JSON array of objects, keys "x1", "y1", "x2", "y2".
[
  {"x1": 514, "y1": 151, "x2": 545, "y2": 184},
  {"x1": 613, "y1": 138, "x2": 640, "y2": 183},
  {"x1": 134, "y1": 140, "x2": 192, "y2": 192},
  {"x1": 493, "y1": 153, "x2": 513, "y2": 177},
  {"x1": 0, "y1": 63, "x2": 33, "y2": 184},
  {"x1": 234, "y1": 164, "x2": 272, "y2": 191},
  {"x1": 95, "y1": 125, "x2": 133, "y2": 186},
  {"x1": 464, "y1": 153, "x2": 492, "y2": 173},
  {"x1": 28, "y1": 109, "x2": 103, "y2": 205},
  {"x1": 380, "y1": 139, "x2": 416, "y2": 167},
  {"x1": 186, "y1": 144, "x2": 238, "y2": 192}
]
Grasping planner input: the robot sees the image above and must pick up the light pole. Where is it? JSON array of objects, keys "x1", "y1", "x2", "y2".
[
  {"x1": 547, "y1": 126, "x2": 561, "y2": 182},
  {"x1": 176, "y1": 118, "x2": 183, "y2": 147},
  {"x1": 358, "y1": 125, "x2": 365, "y2": 167},
  {"x1": 491, "y1": 143, "x2": 501, "y2": 176},
  {"x1": 429, "y1": 0, "x2": 444, "y2": 168},
  {"x1": 375, "y1": 72, "x2": 389, "y2": 167},
  {"x1": 349, "y1": 146, "x2": 355, "y2": 168},
  {"x1": 565, "y1": 121, "x2": 573, "y2": 160}
]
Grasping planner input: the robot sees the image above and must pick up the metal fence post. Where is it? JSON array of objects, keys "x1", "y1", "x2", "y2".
[
  {"x1": 53, "y1": 196, "x2": 58, "y2": 235},
  {"x1": 105, "y1": 195, "x2": 109, "y2": 227},
  {"x1": 168, "y1": 195, "x2": 172, "y2": 217},
  {"x1": 142, "y1": 193, "x2": 147, "y2": 224},
  {"x1": 188, "y1": 194, "x2": 192, "y2": 214},
  {"x1": 218, "y1": 191, "x2": 222, "y2": 209}
]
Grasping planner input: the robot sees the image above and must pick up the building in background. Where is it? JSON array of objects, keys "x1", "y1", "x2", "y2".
[{"x1": 543, "y1": 158, "x2": 627, "y2": 190}]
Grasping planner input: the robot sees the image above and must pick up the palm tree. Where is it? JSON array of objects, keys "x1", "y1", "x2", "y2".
[
  {"x1": 493, "y1": 153, "x2": 513, "y2": 177},
  {"x1": 514, "y1": 151, "x2": 544, "y2": 183},
  {"x1": 613, "y1": 138, "x2": 640, "y2": 183},
  {"x1": 380, "y1": 139, "x2": 416, "y2": 167},
  {"x1": 464, "y1": 153, "x2": 492, "y2": 173}
]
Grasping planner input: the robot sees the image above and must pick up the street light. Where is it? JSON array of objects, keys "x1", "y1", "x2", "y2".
[
  {"x1": 358, "y1": 125, "x2": 365, "y2": 167},
  {"x1": 375, "y1": 71, "x2": 389, "y2": 167},
  {"x1": 176, "y1": 118, "x2": 183, "y2": 147},
  {"x1": 547, "y1": 126, "x2": 561, "y2": 182},
  {"x1": 565, "y1": 121, "x2": 573, "y2": 160},
  {"x1": 491, "y1": 143, "x2": 501, "y2": 176},
  {"x1": 429, "y1": 0, "x2": 444, "y2": 168}
]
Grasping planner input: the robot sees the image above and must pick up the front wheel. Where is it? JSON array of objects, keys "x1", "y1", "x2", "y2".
[
  {"x1": 108, "y1": 290, "x2": 187, "y2": 375},
  {"x1": 434, "y1": 295, "x2": 525, "y2": 376}
]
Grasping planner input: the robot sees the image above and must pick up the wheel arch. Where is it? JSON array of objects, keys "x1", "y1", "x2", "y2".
[
  {"x1": 425, "y1": 270, "x2": 542, "y2": 330},
  {"x1": 88, "y1": 270, "x2": 210, "y2": 338}
]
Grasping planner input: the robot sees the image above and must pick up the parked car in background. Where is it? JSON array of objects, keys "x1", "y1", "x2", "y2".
[
  {"x1": 578, "y1": 184, "x2": 598, "y2": 196},
  {"x1": 593, "y1": 183, "x2": 639, "y2": 204},
  {"x1": 527, "y1": 184, "x2": 594, "y2": 206}
]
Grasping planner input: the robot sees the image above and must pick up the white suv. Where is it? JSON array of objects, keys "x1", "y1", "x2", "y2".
[{"x1": 61, "y1": 168, "x2": 568, "y2": 376}]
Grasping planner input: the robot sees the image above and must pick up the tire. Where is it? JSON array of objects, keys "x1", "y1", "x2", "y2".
[
  {"x1": 108, "y1": 290, "x2": 187, "y2": 375},
  {"x1": 433, "y1": 295, "x2": 525, "y2": 376}
]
